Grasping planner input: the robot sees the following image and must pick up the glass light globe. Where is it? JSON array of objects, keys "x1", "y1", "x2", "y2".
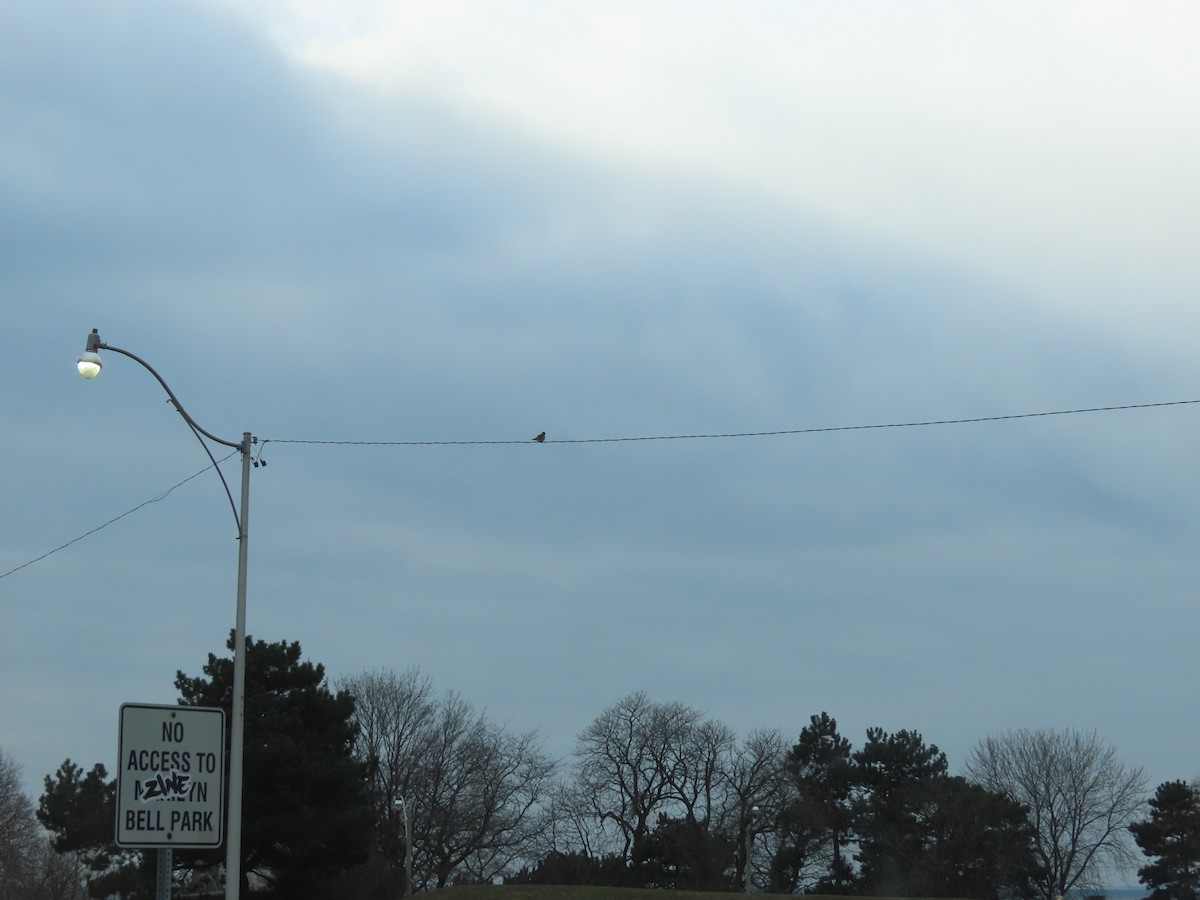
[{"x1": 77, "y1": 352, "x2": 102, "y2": 378}]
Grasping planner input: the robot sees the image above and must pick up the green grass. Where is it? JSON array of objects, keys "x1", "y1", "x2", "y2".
[
  {"x1": 439, "y1": 889, "x2": 764, "y2": 900},
  {"x1": 437, "y1": 887, "x2": 911, "y2": 900}
]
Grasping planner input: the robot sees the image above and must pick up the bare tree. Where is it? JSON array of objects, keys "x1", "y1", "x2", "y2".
[
  {"x1": 420, "y1": 692, "x2": 556, "y2": 887},
  {"x1": 966, "y1": 728, "x2": 1147, "y2": 900},
  {"x1": 669, "y1": 718, "x2": 737, "y2": 827},
  {"x1": 342, "y1": 669, "x2": 555, "y2": 889},
  {"x1": 343, "y1": 668, "x2": 438, "y2": 823},
  {"x1": 20, "y1": 842, "x2": 87, "y2": 900},
  {"x1": 567, "y1": 694, "x2": 788, "y2": 891},
  {"x1": 0, "y1": 750, "x2": 41, "y2": 900},
  {"x1": 546, "y1": 779, "x2": 609, "y2": 861},
  {"x1": 571, "y1": 691, "x2": 703, "y2": 865},
  {"x1": 1, "y1": 750, "x2": 85, "y2": 900},
  {"x1": 724, "y1": 729, "x2": 790, "y2": 892}
]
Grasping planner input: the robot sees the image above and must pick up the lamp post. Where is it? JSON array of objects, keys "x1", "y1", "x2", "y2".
[
  {"x1": 78, "y1": 328, "x2": 252, "y2": 900},
  {"x1": 393, "y1": 797, "x2": 413, "y2": 897},
  {"x1": 744, "y1": 804, "x2": 760, "y2": 894}
]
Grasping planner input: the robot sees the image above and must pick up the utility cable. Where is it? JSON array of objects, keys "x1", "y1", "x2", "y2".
[
  {"x1": 5, "y1": 397, "x2": 1197, "y2": 582},
  {"x1": 0, "y1": 451, "x2": 239, "y2": 583},
  {"x1": 263, "y1": 398, "x2": 1200, "y2": 446}
]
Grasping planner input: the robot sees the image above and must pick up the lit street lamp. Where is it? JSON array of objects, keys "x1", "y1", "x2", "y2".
[{"x1": 78, "y1": 328, "x2": 253, "y2": 900}]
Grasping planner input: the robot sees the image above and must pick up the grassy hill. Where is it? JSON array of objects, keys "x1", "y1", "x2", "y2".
[{"x1": 437, "y1": 887, "x2": 878, "y2": 900}]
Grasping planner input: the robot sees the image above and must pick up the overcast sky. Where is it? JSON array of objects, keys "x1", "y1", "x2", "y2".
[{"x1": 3, "y1": 0, "x2": 1199, "y2": 860}]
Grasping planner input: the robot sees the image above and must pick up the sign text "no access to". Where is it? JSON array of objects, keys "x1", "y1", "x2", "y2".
[{"x1": 116, "y1": 703, "x2": 225, "y2": 848}]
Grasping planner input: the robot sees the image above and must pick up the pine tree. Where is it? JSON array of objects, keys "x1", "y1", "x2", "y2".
[
  {"x1": 176, "y1": 634, "x2": 374, "y2": 897},
  {"x1": 777, "y1": 712, "x2": 856, "y2": 893},
  {"x1": 1130, "y1": 780, "x2": 1200, "y2": 900}
]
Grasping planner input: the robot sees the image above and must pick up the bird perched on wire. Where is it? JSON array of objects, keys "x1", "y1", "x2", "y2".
[{"x1": 533, "y1": 432, "x2": 546, "y2": 442}]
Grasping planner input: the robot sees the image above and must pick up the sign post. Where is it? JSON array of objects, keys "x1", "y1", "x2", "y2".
[
  {"x1": 116, "y1": 703, "x2": 226, "y2": 850},
  {"x1": 156, "y1": 848, "x2": 173, "y2": 900}
]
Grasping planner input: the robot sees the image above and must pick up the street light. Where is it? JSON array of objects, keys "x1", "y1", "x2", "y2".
[
  {"x1": 744, "y1": 804, "x2": 760, "y2": 894},
  {"x1": 393, "y1": 797, "x2": 413, "y2": 897},
  {"x1": 78, "y1": 328, "x2": 253, "y2": 900}
]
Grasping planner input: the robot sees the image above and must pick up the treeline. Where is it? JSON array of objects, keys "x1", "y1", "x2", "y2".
[{"x1": 12, "y1": 637, "x2": 1200, "y2": 900}]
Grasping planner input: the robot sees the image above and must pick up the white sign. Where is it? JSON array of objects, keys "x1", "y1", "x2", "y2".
[{"x1": 116, "y1": 703, "x2": 225, "y2": 848}]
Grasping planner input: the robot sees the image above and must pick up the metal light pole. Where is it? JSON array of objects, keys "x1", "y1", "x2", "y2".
[
  {"x1": 744, "y1": 804, "x2": 760, "y2": 894},
  {"x1": 78, "y1": 329, "x2": 252, "y2": 900},
  {"x1": 393, "y1": 797, "x2": 413, "y2": 897}
]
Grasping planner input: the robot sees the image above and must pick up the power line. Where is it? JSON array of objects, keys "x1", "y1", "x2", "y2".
[
  {"x1": 0, "y1": 451, "x2": 239, "y2": 583},
  {"x1": 5, "y1": 398, "x2": 1197, "y2": 582},
  {"x1": 262, "y1": 398, "x2": 1200, "y2": 446}
]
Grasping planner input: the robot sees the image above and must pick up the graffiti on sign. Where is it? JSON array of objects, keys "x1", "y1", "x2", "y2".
[{"x1": 116, "y1": 703, "x2": 226, "y2": 848}]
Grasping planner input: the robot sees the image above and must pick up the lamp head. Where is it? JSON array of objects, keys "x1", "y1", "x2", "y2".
[{"x1": 77, "y1": 328, "x2": 103, "y2": 379}]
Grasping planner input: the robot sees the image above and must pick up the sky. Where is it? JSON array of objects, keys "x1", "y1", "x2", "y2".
[{"x1": 2, "y1": 0, "x2": 1199, "y2": 857}]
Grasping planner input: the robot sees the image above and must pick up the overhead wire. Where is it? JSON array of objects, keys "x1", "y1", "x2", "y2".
[
  {"x1": 0, "y1": 451, "x2": 239, "y2": 583},
  {"x1": 262, "y1": 398, "x2": 1200, "y2": 446},
  {"x1": 3, "y1": 397, "x2": 1197, "y2": 582}
]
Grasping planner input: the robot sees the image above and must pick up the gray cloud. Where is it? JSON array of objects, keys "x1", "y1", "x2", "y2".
[{"x1": 2, "y1": 0, "x2": 1197, "y2": 822}]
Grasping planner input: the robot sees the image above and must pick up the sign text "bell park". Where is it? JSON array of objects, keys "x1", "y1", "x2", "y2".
[{"x1": 116, "y1": 703, "x2": 226, "y2": 848}]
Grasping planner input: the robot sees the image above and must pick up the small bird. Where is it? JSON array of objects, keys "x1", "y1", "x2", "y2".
[{"x1": 533, "y1": 432, "x2": 546, "y2": 442}]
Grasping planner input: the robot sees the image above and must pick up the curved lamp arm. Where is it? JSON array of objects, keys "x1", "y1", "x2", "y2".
[
  {"x1": 79, "y1": 328, "x2": 250, "y2": 530},
  {"x1": 81, "y1": 328, "x2": 241, "y2": 448}
]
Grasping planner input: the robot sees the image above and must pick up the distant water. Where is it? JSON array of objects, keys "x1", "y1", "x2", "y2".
[{"x1": 1083, "y1": 888, "x2": 1148, "y2": 900}]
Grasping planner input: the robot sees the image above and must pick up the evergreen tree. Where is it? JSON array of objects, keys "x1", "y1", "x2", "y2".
[
  {"x1": 775, "y1": 712, "x2": 856, "y2": 893},
  {"x1": 175, "y1": 634, "x2": 373, "y2": 898},
  {"x1": 851, "y1": 728, "x2": 1042, "y2": 899},
  {"x1": 1130, "y1": 780, "x2": 1200, "y2": 900},
  {"x1": 638, "y1": 813, "x2": 736, "y2": 891},
  {"x1": 37, "y1": 760, "x2": 151, "y2": 899},
  {"x1": 852, "y1": 726, "x2": 948, "y2": 896},
  {"x1": 914, "y1": 775, "x2": 1042, "y2": 900}
]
